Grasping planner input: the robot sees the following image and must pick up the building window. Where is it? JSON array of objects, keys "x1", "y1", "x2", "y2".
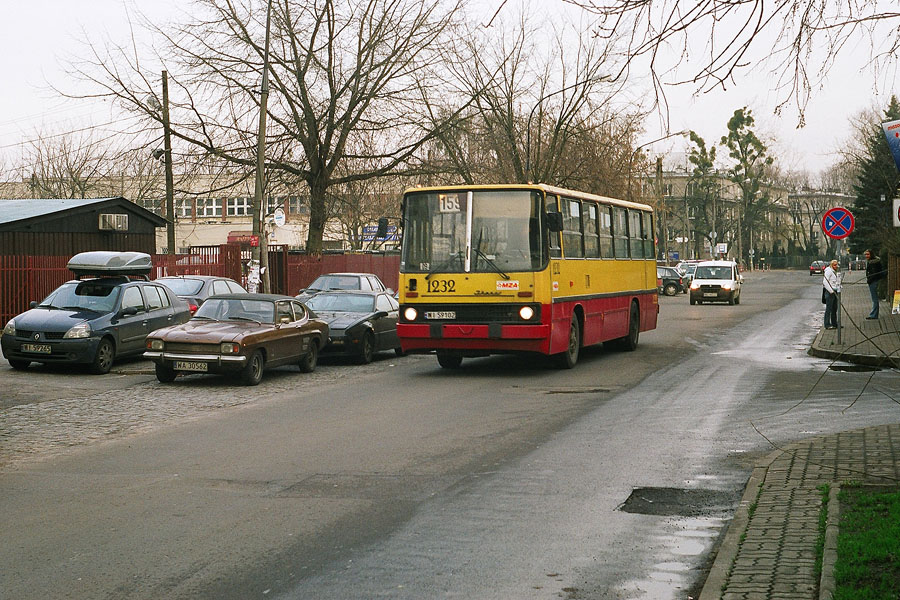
[
  {"x1": 176, "y1": 199, "x2": 193, "y2": 218},
  {"x1": 288, "y1": 195, "x2": 308, "y2": 215},
  {"x1": 227, "y1": 197, "x2": 251, "y2": 217},
  {"x1": 662, "y1": 183, "x2": 674, "y2": 197},
  {"x1": 197, "y1": 198, "x2": 222, "y2": 218},
  {"x1": 266, "y1": 196, "x2": 283, "y2": 215}
]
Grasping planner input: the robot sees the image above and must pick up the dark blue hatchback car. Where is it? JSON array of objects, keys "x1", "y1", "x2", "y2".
[{"x1": 1, "y1": 252, "x2": 191, "y2": 374}]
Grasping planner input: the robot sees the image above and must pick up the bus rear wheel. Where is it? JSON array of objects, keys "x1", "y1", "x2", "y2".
[
  {"x1": 556, "y1": 315, "x2": 581, "y2": 369},
  {"x1": 615, "y1": 302, "x2": 640, "y2": 352},
  {"x1": 436, "y1": 353, "x2": 462, "y2": 369}
]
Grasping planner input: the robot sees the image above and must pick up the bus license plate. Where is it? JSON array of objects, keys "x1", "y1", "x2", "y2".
[
  {"x1": 425, "y1": 311, "x2": 456, "y2": 320},
  {"x1": 174, "y1": 361, "x2": 208, "y2": 372},
  {"x1": 22, "y1": 343, "x2": 51, "y2": 354}
]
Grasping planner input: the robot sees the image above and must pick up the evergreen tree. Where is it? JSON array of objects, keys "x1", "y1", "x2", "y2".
[
  {"x1": 850, "y1": 96, "x2": 900, "y2": 256},
  {"x1": 685, "y1": 131, "x2": 722, "y2": 258}
]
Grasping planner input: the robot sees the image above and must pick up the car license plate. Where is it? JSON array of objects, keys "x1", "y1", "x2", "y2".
[
  {"x1": 425, "y1": 311, "x2": 456, "y2": 320},
  {"x1": 21, "y1": 343, "x2": 51, "y2": 354},
  {"x1": 174, "y1": 361, "x2": 208, "y2": 372},
  {"x1": 703, "y1": 292, "x2": 718, "y2": 297}
]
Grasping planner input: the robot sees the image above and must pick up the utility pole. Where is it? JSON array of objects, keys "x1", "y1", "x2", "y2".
[
  {"x1": 251, "y1": 0, "x2": 274, "y2": 293},
  {"x1": 656, "y1": 156, "x2": 666, "y2": 262},
  {"x1": 161, "y1": 71, "x2": 176, "y2": 274}
]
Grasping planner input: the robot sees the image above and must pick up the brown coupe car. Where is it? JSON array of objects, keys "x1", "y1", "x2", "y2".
[{"x1": 143, "y1": 294, "x2": 329, "y2": 385}]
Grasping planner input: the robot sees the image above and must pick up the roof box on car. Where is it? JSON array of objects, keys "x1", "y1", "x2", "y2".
[{"x1": 67, "y1": 251, "x2": 152, "y2": 278}]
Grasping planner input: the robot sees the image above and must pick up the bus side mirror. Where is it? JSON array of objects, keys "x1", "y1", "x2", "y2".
[
  {"x1": 376, "y1": 217, "x2": 389, "y2": 239},
  {"x1": 546, "y1": 212, "x2": 564, "y2": 232}
]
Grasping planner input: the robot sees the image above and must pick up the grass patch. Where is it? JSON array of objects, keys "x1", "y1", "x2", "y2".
[{"x1": 834, "y1": 484, "x2": 900, "y2": 600}]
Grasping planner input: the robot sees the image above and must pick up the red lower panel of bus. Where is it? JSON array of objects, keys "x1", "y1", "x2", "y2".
[{"x1": 399, "y1": 292, "x2": 657, "y2": 356}]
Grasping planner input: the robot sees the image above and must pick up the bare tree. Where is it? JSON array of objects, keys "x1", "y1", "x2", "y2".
[
  {"x1": 73, "y1": 0, "x2": 471, "y2": 253},
  {"x1": 421, "y1": 11, "x2": 645, "y2": 189},
  {"x1": 19, "y1": 130, "x2": 119, "y2": 199},
  {"x1": 565, "y1": 0, "x2": 900, "y2": 125}
]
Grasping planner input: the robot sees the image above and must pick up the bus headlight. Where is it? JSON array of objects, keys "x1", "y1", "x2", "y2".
[
  {"x1": 519, "y1": 306, "x2": 535, "y2": 320},
  {"x1": 404, "y1": 307, "x2": 418, "y2": 321}
]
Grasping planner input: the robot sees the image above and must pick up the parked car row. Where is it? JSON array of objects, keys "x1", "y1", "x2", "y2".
[{"x1": 1, "y1": 252, "x2": 400, "y2": 385}]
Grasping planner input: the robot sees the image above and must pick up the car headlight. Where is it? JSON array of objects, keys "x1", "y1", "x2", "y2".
[
  {"x1": 721, "y1": 282, "x2": 733, "y2": 290},
  {"x1": 519, "y1": 306, "x2": 535, "y2": 320},
  {"x1": 63, "y1": 322, "x2": 91, "y2": 339},
  {"x1": 403, "y1": 307, "x2": 418, "y2": 321},
  {"x1": 147, "y1": 338, "x2": 164, "y2": 351},
  {"x1": 690, "y1": 281, "x2": 700, "y2": 290},
  {"x1": 221, "y1": 342, "x2": 240, "y2": 354},
  {"x1": 2, "y1": 319, "x2": 15, "y2": 336}
]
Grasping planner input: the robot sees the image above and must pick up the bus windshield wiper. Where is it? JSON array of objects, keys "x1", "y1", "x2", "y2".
[
  {"x1": 425, "y1": 252, "x2": 463, "y2": 280},
  {"x1": 473, "y1": 226, "x2": 509, "y2": 279},
  {"x1": 472, "y1": 247, "x2": 510, "y2": 280}
]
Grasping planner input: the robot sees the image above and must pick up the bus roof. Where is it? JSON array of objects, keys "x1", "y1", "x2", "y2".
[{"x1": 402, "y1": 183, "x2": 654, "y2": 213}]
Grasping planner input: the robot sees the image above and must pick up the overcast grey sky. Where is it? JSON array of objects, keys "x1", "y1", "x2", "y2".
[{"x1": 0, "y1": 0, "x2": 893, "y2": 177}]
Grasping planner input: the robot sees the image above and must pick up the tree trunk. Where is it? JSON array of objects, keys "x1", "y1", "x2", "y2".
[{"x1": 306, "y1": 177, "x2": 328, "y2": 254}]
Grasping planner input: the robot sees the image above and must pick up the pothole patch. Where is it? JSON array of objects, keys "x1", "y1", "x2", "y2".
[{"x1": 619, "y1": 487, "x2": 740, "y2": 517}]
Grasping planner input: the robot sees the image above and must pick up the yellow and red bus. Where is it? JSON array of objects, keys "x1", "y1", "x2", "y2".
[{"x1": 396, "y1": 184, "x2": 659, "y2": 368}]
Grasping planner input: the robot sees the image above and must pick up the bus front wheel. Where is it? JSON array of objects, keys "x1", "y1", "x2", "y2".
[{"x1": 556, "y1": 315, "x2": 581, "y2": 369}]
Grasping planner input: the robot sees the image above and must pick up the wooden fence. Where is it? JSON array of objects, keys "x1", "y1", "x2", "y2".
[{"x1": 1, "y1": 249, "x2": 400, "y2": 325}]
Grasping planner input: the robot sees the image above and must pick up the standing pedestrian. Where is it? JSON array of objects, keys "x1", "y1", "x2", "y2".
[
  {"x1": 863, "y1": 249, "x2": 887, "y2": 319},
  {"x1": 822, "y1": 259, "x2": 841, "y2": 329}
]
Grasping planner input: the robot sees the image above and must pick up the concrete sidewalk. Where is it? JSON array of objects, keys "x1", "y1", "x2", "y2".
[{"x1": 700, "y1": 271, "x2": 900, "y2": 600}]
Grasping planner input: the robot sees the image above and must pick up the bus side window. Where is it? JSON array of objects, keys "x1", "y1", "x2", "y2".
[
  {"x1": 561, "y1": 198, "x2": 584, "y2": 258},
  {"x1": 584, "y1": 203, "x2": 599, "y2": 258},
  {"x1": 599, "y1": 205, "x2": 613, "y2": 258},
  {"x1": 629, "y1": 210, "x2": 644, "y2": 258},
  {"x1": 613, "y1": 207, "x2": 629, "y2": 258},
  {"x1": 545, "y1": 195, "x2": 561, "y2": 259},
  {"x1": 642, "y1": 211, "x2": 654, "y2": 259}
]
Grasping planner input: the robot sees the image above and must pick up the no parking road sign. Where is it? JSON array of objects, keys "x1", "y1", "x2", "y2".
[{"x1": 821, "y1": 207, "x2": 855, "y2": 240}]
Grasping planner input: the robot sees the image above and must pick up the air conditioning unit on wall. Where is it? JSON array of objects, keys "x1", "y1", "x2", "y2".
[{"x1": 98, "y1": 213, "x2": 128, "y2": 231}]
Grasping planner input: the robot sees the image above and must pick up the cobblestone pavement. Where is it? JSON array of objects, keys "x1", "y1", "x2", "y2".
[{"x1": 0, "y1": 354, "x2": 422, "y2": 470}]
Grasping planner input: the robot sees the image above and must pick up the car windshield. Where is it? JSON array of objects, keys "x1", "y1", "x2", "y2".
[
  {"x1": 307, "y1": 275, "x2": 363, "y2": 291},
  {"x1": 695, "y1": 266, "x2": 732, "y2": 279},
  {"x1": 194, "y1": 298, "x2": 275, "y2": 323},
  {"x1": 38, "y1": 281, "x2": 120, "y2": 312},
  {"x1": 305, "y1": 293, "x2": 375, "y2": 313},
  {"x1": 157, "y1": 278, "x2": 204, "y2": 295},
  {"x1": 684, "y1": 264, "x2": 697, "y2": 274}
]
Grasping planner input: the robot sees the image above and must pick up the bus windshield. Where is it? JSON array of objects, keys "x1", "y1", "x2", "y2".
[{"x1": 402, "y1": 189, "x2": 544, "y2": 274}]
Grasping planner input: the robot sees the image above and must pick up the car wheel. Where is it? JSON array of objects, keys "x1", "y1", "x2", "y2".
[
  {"x1": 436, "y1": 352, "x2": 463, "y2": 369},
  {"x1": 394, "y1": 346, "x2": 406, "y2": 357},
  {"x1": 155, "y1": 363, "x2": 177, "y2": 383},
  {"x1": 663, "y1": 283, "x2": 677, "y2": 296},
  {"x1": 299, "y1": 341, "x2": 318, "y2": 373},
  {"x1": 735, "y1": 291, "x2": 741, "y2": 305},
  {"x1": 728, "y1": 292, "x2": 736, "y2": 305},
  {"x1": 357, "y1": 331, "x2": 375, "y2": 364},
  {"x1": 556, "y1": 314, "x2": 581, "y2": 368},
  {"x1": 689, "y1": 296, "x2": 696, "y2": 306},
  {"x1": 8, "y1": 359, "x2": 30, "y2": 370},
  {"x1": 90, "y1": 338, "x2": 115, "y2": 374},
  {"x1": 240, "y1": 350, "x2": 264, "y2": 386}
]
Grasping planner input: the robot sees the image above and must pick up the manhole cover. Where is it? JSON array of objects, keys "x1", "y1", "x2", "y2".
[
  {"x1": 828, "y1": 365, "x2": 881, "y2": 372},
  {"x1": 619, "y1": 487, "x2": 739, "y2": 517}
]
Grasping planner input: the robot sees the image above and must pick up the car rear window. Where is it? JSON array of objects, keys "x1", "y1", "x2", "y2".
[{"x1": 157, "y1": 278, "x2": 204, "y2": 295}]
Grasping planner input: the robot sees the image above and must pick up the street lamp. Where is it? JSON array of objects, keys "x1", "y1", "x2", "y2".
[{"x1": 626, "y1": 130, "x2": 689, "y2": 202}]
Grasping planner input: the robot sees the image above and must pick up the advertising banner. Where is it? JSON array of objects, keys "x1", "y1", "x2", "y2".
[{"x1": 881, "y1": 119, "x2": 900, "y2": 171}]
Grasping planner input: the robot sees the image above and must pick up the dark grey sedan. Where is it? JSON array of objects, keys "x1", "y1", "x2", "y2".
[{"x1": 303, "y1": 290, "x2": 401, "y2": 363}]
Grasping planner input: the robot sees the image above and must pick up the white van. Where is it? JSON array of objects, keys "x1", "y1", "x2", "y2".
[{"x1": 689, "y1": 260, "x2": 743, "y2": 305}]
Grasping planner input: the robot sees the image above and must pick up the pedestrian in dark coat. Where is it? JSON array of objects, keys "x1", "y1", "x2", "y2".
[{"x1": 863, "y1": 250, "x2": 887, "y2": 319}]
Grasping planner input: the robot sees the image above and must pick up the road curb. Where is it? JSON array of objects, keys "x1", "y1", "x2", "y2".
[
  {"x1": 698, "y1": 449, "x2": 782, "y2": 600},
  {"x1": 818, "y1": 483, "x2": 840, "y2": 600}
]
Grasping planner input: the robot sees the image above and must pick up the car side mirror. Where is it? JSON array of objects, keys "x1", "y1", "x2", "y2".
[
  {"x1": 121, "y1": 306, "x2": 139, "y2": 317},
  {"x1": 546, "y1": 212, "x2": 564, "y2": 232},
  {"x1": 375, "y1": 311, "x2": 388, "y2": 319},
  {"x1": 29, "y1": 301, "x2": 38, "y2": 309}
]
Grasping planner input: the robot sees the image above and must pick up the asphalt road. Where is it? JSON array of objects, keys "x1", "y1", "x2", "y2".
[{"x1": 2, "y1": 270, "x2": 898, "y2": 599}]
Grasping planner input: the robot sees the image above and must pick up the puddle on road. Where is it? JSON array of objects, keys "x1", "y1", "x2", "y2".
[
  {"x1": 828, "y1": 364, "x2": 881, "y2": 373},
  {"x1": 619, "y1": 487, "x2": 739, "y2": 517}
]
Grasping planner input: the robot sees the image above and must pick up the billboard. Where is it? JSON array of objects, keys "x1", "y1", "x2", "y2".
[{"x1": 881, "y1": 119, "x2": 900, "y2": 172}]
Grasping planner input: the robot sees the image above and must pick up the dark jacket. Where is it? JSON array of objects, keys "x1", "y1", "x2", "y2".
[{"x1": 865, "y1": 256, "x2": 887, "y2": 285}]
